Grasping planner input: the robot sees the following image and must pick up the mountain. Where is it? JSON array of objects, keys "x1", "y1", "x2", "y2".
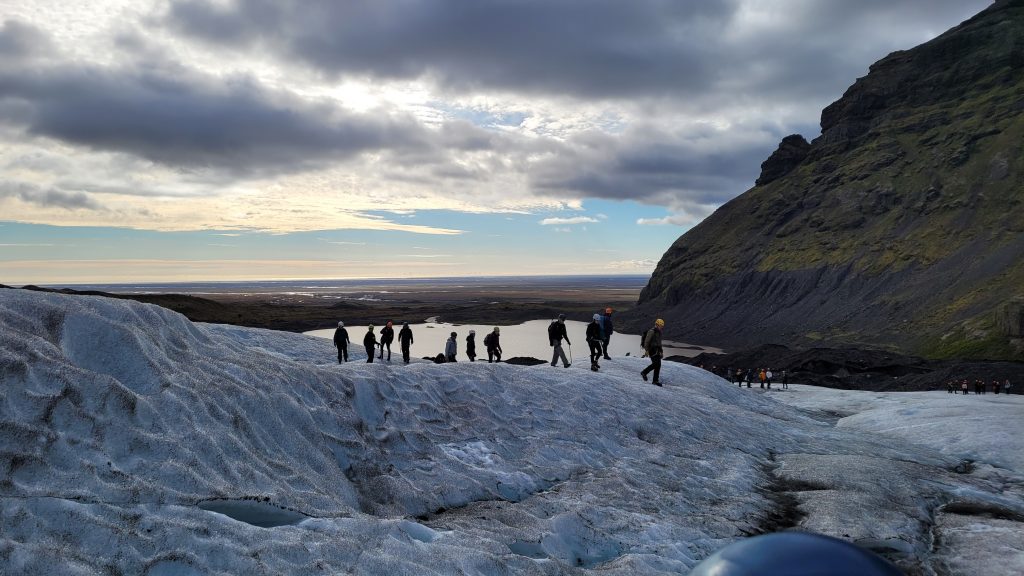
[
  {"x1": 630, "y1": 0, "x2": 1024, "y2": 360},
  {"x1": 2, "y1": 289, "x2": 1022, "y2": 574}
]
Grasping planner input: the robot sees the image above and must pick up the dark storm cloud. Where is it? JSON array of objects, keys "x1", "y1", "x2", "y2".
[
  {"x1": 528, "y1": 124, "x2": 797, "y2": 206},
  {"x1": 0, "y1": 182, "x2": 102, "y2": 210},
  {"x1": 0, "y1": 61, "x2": 471, "y2": 172},
  {"x1": 163, "y1": 0, "x2": 992, "y2": 102},
  {"x1": 0, "y1": 63, "x2": 441, "y2": 174},
  {"x1": 0, "y1": 20, "x2": 54, "y2": 60}
]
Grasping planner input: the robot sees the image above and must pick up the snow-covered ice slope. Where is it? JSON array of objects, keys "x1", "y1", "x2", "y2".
[{"x1": 1, "y1": 290, "x2": 1022, "y2": 575}]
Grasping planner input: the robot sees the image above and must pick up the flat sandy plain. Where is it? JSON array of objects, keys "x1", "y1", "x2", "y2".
[{"x1": 9, "y1": 276, "x2": 649, "y2": 333}]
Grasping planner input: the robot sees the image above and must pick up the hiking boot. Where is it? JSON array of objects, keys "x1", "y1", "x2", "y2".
[
  {"x1": 564, "y1": 363, "x2": 571, "y2": 368},
  {"x1": 641, "y1": 372, "x2": 648, "y2": 382},
  {"x1": 603, "y1": 355, "x2": 611, "y2": 360},
  {"x1": 653, "y1": 381, "x2": 662, "y2": 387}
]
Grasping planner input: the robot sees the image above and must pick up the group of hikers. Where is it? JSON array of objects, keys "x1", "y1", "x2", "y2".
[
  {"x1": 704, "y1": 366, "x2": 788, "y2": 390},
  {"x1": 332, "y1": 321, "x2": 504, "y2": 364},
  {"x1": 330, "y1": 307, "x2": 668, "y2": 387},
  {"x1": 947, "y1": 379, "x2": 1013, "y2": 395}
]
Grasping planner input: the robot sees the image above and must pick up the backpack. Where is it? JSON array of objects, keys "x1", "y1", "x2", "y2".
[
  {"x1": 641, "y1": 328, "x2": 652, "y2": 350},
  {"x1": 484, "y1": 333, "x2": 495, "y2": 347}
]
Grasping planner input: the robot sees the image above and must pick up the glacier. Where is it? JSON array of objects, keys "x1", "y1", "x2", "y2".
[{"x1": 1, "y1": 290, "x2": 1022, "y2": 575}]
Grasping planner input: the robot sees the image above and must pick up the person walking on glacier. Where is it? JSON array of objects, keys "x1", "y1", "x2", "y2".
[
  {"x1": 398, "y1": 321, "x2": 414, "y2": 364},
  {"x1": 600, "y1": 307, "x2": 614, "y2": 360},
  {"x1": 333, "y1": 321, "x2": 350, "y2": 363},
  {"x1": 466, "y1": 330, "x2": 477, "y2": 362},
  {"x1": 445, "y1": 331, "x2": 458, "y2": 362},
  {"x1": 379, "y1": 321, "x2": 395, "y2": 361},
  {"x1": 548, "y1": 314, "x2": 571, "y2": 368},
  {"x1": 484, "y1": 327, "x2": 503, "y2": 363},
  {"x1": 586, "y1": 314, "x2": 603, "y2": 371},
  {"x1": 640, "y1": 319, "x2": 665, "y2": 386},
  {"x1": 363, "y1": 325, "x2": 378, "y2": 364}
]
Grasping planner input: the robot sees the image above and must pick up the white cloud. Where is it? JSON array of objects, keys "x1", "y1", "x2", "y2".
[
  {"x1": 637, "y1": 214, "x2": 698, "y2": 226},
  {"x1": 607, "y1": 259, "x2": 658, "y2": 270},
  {"x1": 539, "y1": 216, "x2": 599, "y2": 226}
]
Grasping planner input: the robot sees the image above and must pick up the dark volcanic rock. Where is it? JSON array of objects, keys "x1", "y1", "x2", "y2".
[
  {"x1": 997, "y1": 298, "x2": 1024, "y2": 337},
  {"x1": 626, "y1": 2, "x2": 1024, "y2": 361},
  {"x1": 676, "y1": 344, "x2": 1024, "y2": 392},
  {"x1": 503, "y1": 357, "x2": 547, "y2": 366},
  {"x1": 755, "y1": 135, "x2": 810, "y2": 186}
]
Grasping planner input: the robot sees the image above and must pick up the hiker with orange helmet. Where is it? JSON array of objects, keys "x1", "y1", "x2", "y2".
[{"x1": 640, "y1": 319, "x2": 665, "y2": 387}]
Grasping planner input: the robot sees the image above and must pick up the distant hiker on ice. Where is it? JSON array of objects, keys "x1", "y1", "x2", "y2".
[
  {"x1": 587, "y1": 314, "x2": 603, "y2": 371},
  {"x1": 379, "y1": 321, "x2": 395, "y2": 361},
  {"x1": 445, "y1": 331, "x2": 458, "y2": 362},
  {"x1": 600, "y1": 307, "x2": 614, "y2": 360},
  {"x1": 398, "y1": 322, "x2": 414, "y2": 364},
  {"x1": 548, "y1": 314, "x2": 571, "y2": 368},
  {"x1": 333, "y1": 321, "x2": 350, "y2": 363},
  {"x1": 363, "y1": 325, "x2": 378, "y2": 363},
  {"x1": 466, "y1": 330, "x2": 477, "y2": 362},
  {"x1": 484, "y1": 327, "x2": 503, "y2": 363},
  {"x1": 640, "y1": 319, "x2": 664, "y2": 386}
]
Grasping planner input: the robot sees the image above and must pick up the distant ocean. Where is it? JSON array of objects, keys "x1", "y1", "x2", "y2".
[{"x1": 56, "y1": 275, "x2": 650, "y2": 297}]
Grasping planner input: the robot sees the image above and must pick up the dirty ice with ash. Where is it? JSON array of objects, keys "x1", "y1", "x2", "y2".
[{"x1": 1, "y1": 291, "x2": 1022, "y2": 575}]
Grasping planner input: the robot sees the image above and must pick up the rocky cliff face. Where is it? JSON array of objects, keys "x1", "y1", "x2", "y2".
[{"x1": 629, "y1": 0, "x2": 1024, "y2": 360}]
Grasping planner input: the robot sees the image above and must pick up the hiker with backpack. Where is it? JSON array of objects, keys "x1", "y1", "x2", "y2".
[
  {"x1": 484, "y1": 327, "x2": 503, "y2": 363},
  {"x1": 398, "y1": 322, "x2": 414, "y2": 364},
  {"x1": 640, "y1": 319, "x2": 665, "y2": 386},
  {"x1": 445, "y1": 332, "x2": 458, "y2": 362},
  {"x1": 586, "y1": 314, "x2": 603, "y2": 371},
  {"x1": 333, "y1": 321, "x2": 350, "y2": 363},
  {"x1": 548, "y1": 314, "x2": 572, "y2": 368},
  {"x1": 379, "y1": 321, "x2": 395, "y2": 361},
  {"x1": 600, "y1": 307, "x2": 614, "y2": 360},
  {"x1": 363, "y1": 325, "x2": 378, "y2": 363},
  {"x1": 466, "y1": 330, "x2": 477, "y2": 362}
]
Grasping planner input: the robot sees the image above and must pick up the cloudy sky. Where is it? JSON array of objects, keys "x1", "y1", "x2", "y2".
[{"x1": 0, "y1": 0, "x2": 992, "y2": 284}]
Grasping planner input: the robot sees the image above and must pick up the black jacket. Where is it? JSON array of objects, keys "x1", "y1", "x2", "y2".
[
  {"x1": 484, "y1": 332, "x2": 501, "y2": 350},
  {"x1": 398, "y1": 326, "x2": 414, "y2": 345},
  {"x1": 363, "y1": 330, "x2": 377, "y2": 348},
  {"x1": 380, "y1": 325, "x2": 395, "y2": 344},
  {"x1": 586, "y1": 321, "x2": 601, "y2": 342},
  {"x1": 548, "y1": 321, "x2": 570, "y2": 346},
  {"x1": 333, "y1": 327, "x2": 349, "y2": 347},
  {"x1": 466, "y1": 334, "x2": 476, "y2": 354},
  {"x1": 602, "y1": 313, "x2": 614, "y2": 336}
]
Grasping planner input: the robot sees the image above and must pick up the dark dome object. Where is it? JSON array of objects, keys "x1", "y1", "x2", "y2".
[{"x1": 690, "y1": 532, "x2": 902, "y2": 576}]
